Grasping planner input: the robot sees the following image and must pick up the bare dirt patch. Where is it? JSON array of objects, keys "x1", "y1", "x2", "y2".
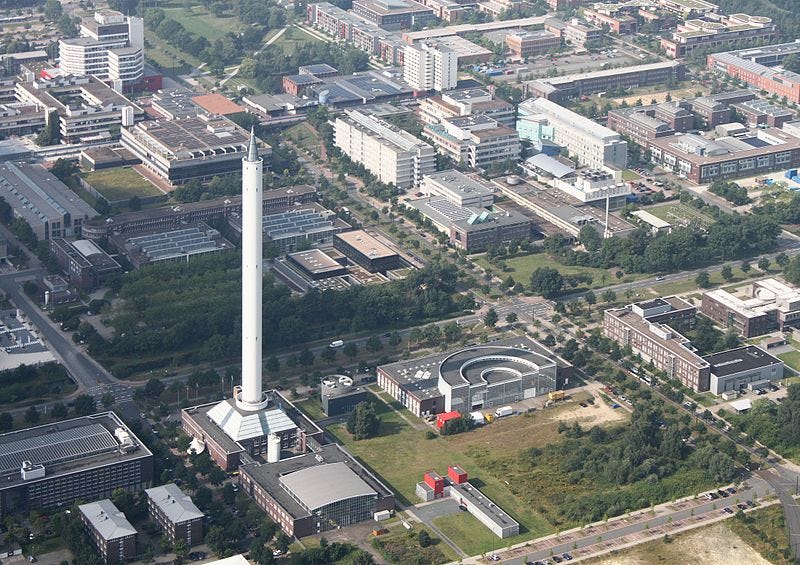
[{"x1": 586, "y1": 522, "x2": 771, "y2": 565}]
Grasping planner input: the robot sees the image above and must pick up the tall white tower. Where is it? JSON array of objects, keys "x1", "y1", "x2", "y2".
[{"x1": 236, "y1": 129, "x2": 268, "y2": 411}]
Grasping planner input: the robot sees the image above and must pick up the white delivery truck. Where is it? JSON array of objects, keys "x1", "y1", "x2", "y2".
[
  {"x1": 494, "y1": 406, "x2": 513, "y2": 418},
  {"x1": 329, "y1": 340, "x2": 344, "y2": 348}
]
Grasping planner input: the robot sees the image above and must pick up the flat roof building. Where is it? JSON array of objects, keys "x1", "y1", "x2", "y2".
[
  {"x1": 351, "y1": 0, "x2": 434, "y2": 30},
  {"x1": 50, "y1": 238, "x2": 122, "y2": 291},
  {"x1": 506, "y1": 30, "x2": 561, "y2": 59},
  {"x1": 422, "y1": 170, "x2": 494, "y2": 208},
  {"x1": 145, "y1": 483, "x2": 204, "y2": 547},
  {"x1": 287, "y1": 249, "x2": 348, "y2": 280},
  {"x1": 120, "y1": 114, "x2": 271, "y2": 185},
  {"x1": 423, "y1": 114, "x2": 521, "y2": 170},
  {"x1": 648, "y1": 128, "x2": 800, "y2": 184},
  {"x1": 335, "y1": 109, "x2": 435, "y2": 189},
  {"x1": 604, "y1": 297, "x2": 710, "y2": 391},
  {"x1": 418, "y1": 88, "x2": 515, "y2": 128},
  {"x1": 0, "y1": 162, "x2": 98, "y2": 241},
  {"x1": 320, "y1": 375, "x2": 369, "y2": 416},
  {"x1": 708, "y1": 42, "x2": 800, "y2": 104},
  {"x1": 703, "y1": 345, "x2": 784, "y2": 395},
  {"x1": 518, "y1": 98, "x2": 628, "y2": 170},
  {"x1": 78, "y1": 499, "x2": 137, "y2": 565},
  {"x1": 378, "y1": 336, "x2": 570, "y2": 417},
  {"x1": 239, "y1": 443, "x2": 395, "y2": 538},
  {"x1": 700, "y1": 278, "x2": 800, "y2": 337},
  {"x1": 0, "y1": 412, "x2": 153, "y2": 519},
  {"x1": 661, "y1": 14, "x2": 775, "y2": 59},
  {"x1": 334, "y1": 230, "x2": 400, "y2": 273},
  {"x1": 120, "y1": 223, "x2": 234, "y2": 268}
]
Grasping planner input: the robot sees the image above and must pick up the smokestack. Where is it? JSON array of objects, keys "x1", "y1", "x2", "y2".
[{"x1": 237, "y1": 128, "x2": 267, "y2": 411}]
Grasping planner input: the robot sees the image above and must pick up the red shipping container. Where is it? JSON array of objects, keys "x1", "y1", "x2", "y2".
[
  {"x1": 423, "y1": 471, "x2": 444, "y2": 494},
  {"x1": 436, "y1": 411, "x2": 461, "y2": 429},
  {"x1": 448, "y1": 465, "x2": 468, "y2": 484}
]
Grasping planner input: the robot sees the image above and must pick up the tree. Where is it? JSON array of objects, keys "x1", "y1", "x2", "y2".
[
  {"x1": 208, "y1": 467, "x2": 226, "y2": 486},
  {"x1": 784, "y1": 53, "x2": 800, "y2": 74},
  {"x1": 24, "y1": 405, "x2": 39, "y2": 424},
  {"x1": 343, "y1": 342, "x2": 358, "y2": 359},
  {"x1": 758, "y1": 257, "x2": 770, "y2": 272},
  {"x1": 505, "y1": 312, "x2": 518, "y2": 325},
  {"x1": 73, "y1": 394, "x2": 96, "y2": 416},
  {"x1": 584, "y1": 290, "x2": 597, "y2": 305},
  {"x1": 741, "y1": 260, "x2": 751, "y2": 273},
  {"x1": 51, "y1": 402, "x2": 68, "y2": 419},
  {"x1": 298, "y1": 348, "x2": 315, "y2": 366},
  {"x1": 274, "y1": 532, "x2": 291, "y2": 554},
  {"x1": 144, "y1": 378, "x2": 165, "y2": 398},
  {"x1": 530, "y1": 267, "x2": 564, "y2": 298},
  {"x1": 418, "y1": 529, "x2": 432, "y2": 548},
  {"x1": 776, "y1": 252, "x2": 790, "y2": 269},
  {"x1": 695, "y1": 271, "x2": 711, "y2": 289},
  {"x1": 365, "y1": 335, "x2": 383, "y2": 352},
  {"x1": 173, "y1": 539, "x2": 188, "y2": 559},
  {"x1": 265, "y1": 355, "x2": 280, "y2": 373},
  {"x1": 720, "y1": 265, "x2": 733, "y2": 282},
  {"x1": 602, "y1": 290, "x2": 616, "y2": 303},
  {"x1": 484, "y1": 308, "x2": 499, "y2": 327},
  {"x1": 346, "y1": 402, "x2": 380, "y2": 440},
  {"x1": 250, "y1": 541, "x2": 276, "y2": 565},
  {"x1": 0, "y1": 412, "x2": 12, "y2": 431},
  {"x1": 100, "y1": 392, "x2": 115, "y2": 409}
]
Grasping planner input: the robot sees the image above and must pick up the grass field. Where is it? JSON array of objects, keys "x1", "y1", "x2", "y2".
[
  {"x1": 328, "y1": 394, "x2": 630, "y2": 553},
  {"x1": 622, "y1": 169, "x2": 642, "y2": 181},
  {"x1": 652, "y1": 267, "x2": 756, "y2": 296},
  {"x1": 144, "y1": 30, "x2": 202, "y2": 70},
  {"x1": 728, "y1": 505, "x2": 794, "y2": 565},
  {"x1": 778, "y1": 349, "x2": 800, "y2": 372},
  {"x1": 272, "y1": 26, "x2": 322, "y2": 54},
  {"x1": 163, "y1": 6, "x2": 241, "y2": 42},
  {"x1": 646, "y1": 203, "x2": 715, "y2": 228},
  {"x1": 432, "y1": 512, "x2": 506, "y2": 557},
  {"x1": 475, "y1": 253, "x2": 647, "y2": 291},
  {"x1": 83, "y1": 168, "x2": 164, "y2": 202},
  {"x1": 294, "y1": 397, "x2": 326, "y2": 421}
]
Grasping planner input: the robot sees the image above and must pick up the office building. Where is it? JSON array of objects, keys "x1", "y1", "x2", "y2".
[
  {"x1": 253, "y1": 203, "x2": 350, "y2": 253},
  {"x1": 239, "y1": 443, "x2": 395, "y2": 538},
  {"x1": 661, "y1": 13, "x2": 775, "y2": 59},
  {"x1": 506, "y1": 30, "x2": 561, "y2": 59},
  {"x1": 551, "y1": 168, "x2": 631, "y2": 208},
  {"x1": 518, "y1": 98, "x2": 628, "y2": 170},
  {"x1": 708, "y1": 42, "x2": 800, "y2": 104},
  {"x1": 334, "y1": 109, "x2": 435, "y2": 189},
  {"x1": 704, "y1": 346, "x2": 784, "y2": 395},
  {"x1": 449, "y1": 209, "x2": 531, "y2": 252},
  {"x1": 648, "y1": 128, "x2": 800, "y2": 184},
  {"x1": 0, "y1": 412, "x2": 153, "y2": 519},
  {"x1": 583, "y1": 7, "x2": 638, "y2": 35},
  {"x1": 0, "y1": 162, "x2": 98, "y2": 241},
  {"x1": 81, "y1": 186, "x2": 317, "y2": 240},
  {"x1": 0, "y1": 103, "x2": 46, "y2": 138},
  {"x1": 15, "y1": 75, "x2": 144, "y2": 144},
  {"x1": 403, "y1": 41, "x2": 458, "y2": 92},
  {"x1": 562, "y1": 19, "x2": 603, "y2": 46},
  {"x1": 732, "y1": 99, "x2": 795, "y2": 129},
  {"x1": 418, "y1": 88, "x2": 515, "y2": 127},
  {"x1": 334, "y1": 230, "x2": 401, "y2": 272},
  {"x1": 120, "y1": 114, "x2": 271, "y2": 185},
  {"x1": 606, "y1": 101, "x2": 695, "y2": 146},
  {"x1": 700, "y1": 278, "x2": 800, "y2": 337},
  {"x1": 78, "y1": 499, "x2": 137, "y2": 565},
  {"x1": 424, "y1": 115, "x2": 520, "y2": 169},
  {"x1": 352, "y1": 0, "x2": 435, "y2": 30},
  {"x1": 422, "y1": 170, "x2": 494, "y2": 207},
  {"x1": 657, "y1": 0, "x2": 717, "y2": 16},
  {"x1": 378, "y1": 336, "x2": 570, "y2": 417},
  {"x1": 120, "y1": 224, "x2": 235, "y2": 267},
  {"x1": 50, "y1": 238, "x2": 122, "y2": 291},
  {"x1": 527, "y1": 61, "x2": 685, "y2": 103},
  {"x1": 58, "y1": 10, "x2": 145, "y2": 90},
  {"x1": 320, "y1": 375, "x2": 369, "y2": 416},
  {"x1": 145, "y1": 483, "x2": 204, "y2": 547},
  {"x1": 603, "y1": 297, "x2": 711, "y2": 392}
]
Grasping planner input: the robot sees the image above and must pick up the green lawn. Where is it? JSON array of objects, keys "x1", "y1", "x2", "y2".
[
  {"x1": 646, "y1": 203, "x2": 714, "y2": 228},
  {"x1": 144, "y1": 30, "x2": 202, "y2": 70},
  {"x1": 294, "y1": 397, "x2": 326, "y2": 421},
  {"x1": 272, "y1": 26, "x2": 323, "y2": 54},
  {"x1": 163, "y1": 6, "x2": 241, "y2": 42},
  {"x1": 622, "y1": 169, "x2": 642, "y2": 181},
  {"x1": 83, "y1": 168, "x2": 164, "y2": 202},
  {"x1": 476, "y1": 253, "x2": 647, "y2": 291},
  {"x1": 432, "y1": 512, "x2": 506, "y2": 557},
  {"x1": 652, "y1": 267, "x2": 756, "y2": 296},
  {"x1": 778, "y1": 350, "x2": 800, "y2": 372}
]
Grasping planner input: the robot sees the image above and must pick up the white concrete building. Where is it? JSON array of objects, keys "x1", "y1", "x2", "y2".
[
  {"x1": 334, "y1": 109, "x2": 435, "y2": 188},
  {"x1": 518, "y1": 97, "x2": 628, "y2": 170},
  {"x1": 403, "y1": 41, "x2": 458, "y2": 92},
  {"x1": 59, "y1": 10, "x2": 144, "y2": 89},
  {"x1": 421, "y1": 169, "x2": 494, "y2": 207},
  {"x1": 424, "y1": 114, "x2": 520, "y2": 170}
]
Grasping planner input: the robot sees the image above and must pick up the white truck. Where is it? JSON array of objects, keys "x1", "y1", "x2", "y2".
[
  {"x1": 494, "y1": 406, "x2": 513, "y2": 418},
  {"x1": 329, "y1": 340, "x2": 344, "y2": 348}
]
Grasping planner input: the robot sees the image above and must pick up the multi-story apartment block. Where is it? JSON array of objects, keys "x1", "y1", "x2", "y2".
[
  {"x1": 563, "y1": 19, "x2": 603, "y2": 46},
  {"x1": 145, "y1": 483, "x2": 204, "y2": 547},
  {"x1": 335, "y1": 109, "x2": 435, "y2": 188},
  {"x1": 607, "y1": 102, "x2": 694, "y2": 147},
  {"x1": 604, "y1": 297, "x2": 711, "y2": 392},
  {"x1": 506, "y1": 30, "x2": 561, "y2": 59},
  {"x1": 661, "y1": 13, "x2": 775, "y2": 59},
  {"x1": 701, "y1": 279, "x2": 800, "y2": 338},
  {"x1": 78, "y1": 500, "x2": 137, "y2": 565},
  {"x1": 403, "y1": 41, "x2": 458, "y2": 92},
  {"x1": 583, "y1": 7, "x2": 638, "y2": 35},
  {"x1": 59, "y1": 10, "x2": 145, "y2": 91},
  {"x1": 518, "y1": 97, "x2": 628, "y2": 170},
  {"x1": 423, "y1": 114, "x2": 520, "y2": 169},
  {"x1": 418, "y1": 88, "x2": 515, "y2": 127}
]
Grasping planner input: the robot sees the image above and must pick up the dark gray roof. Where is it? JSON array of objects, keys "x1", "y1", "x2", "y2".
[{"x1": 705, "y1": 345, "x2": 783, "y2": 377}]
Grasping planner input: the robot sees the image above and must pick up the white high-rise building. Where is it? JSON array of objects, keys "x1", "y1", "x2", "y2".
[
  {"x1": 403, "y1": 41, "x2": 458, "y2": 92},
  {"x1": 59, "y1": 10, "x2": 144, "y2": 89},
  {"x1": 334, "y1": 109, "x2": 436, "y2": 189}
]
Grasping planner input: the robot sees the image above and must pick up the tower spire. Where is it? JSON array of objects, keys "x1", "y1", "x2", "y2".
[{"x1": 246, "y1": 127, "x2": 259, "y2": 162}]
